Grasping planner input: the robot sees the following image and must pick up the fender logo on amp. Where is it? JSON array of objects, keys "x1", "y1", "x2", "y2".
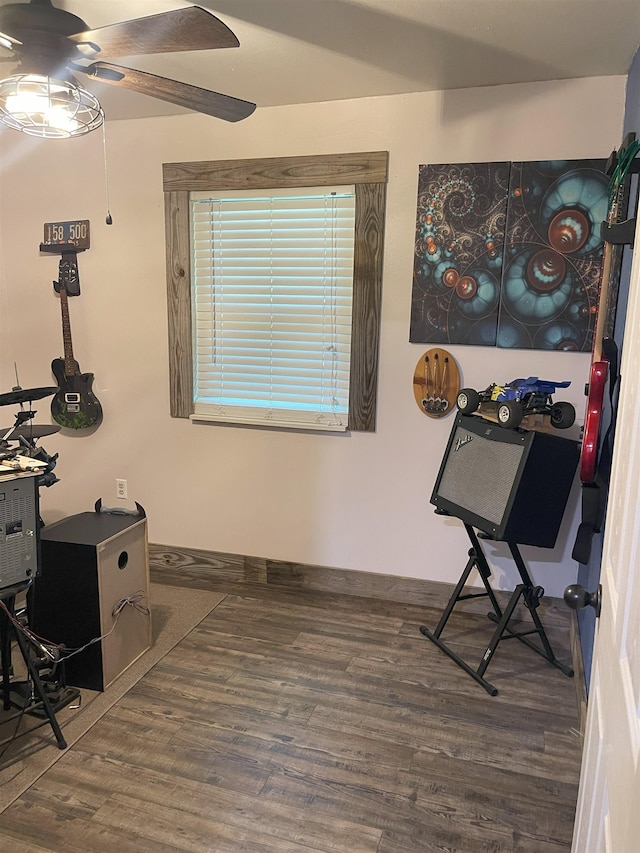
[{"x1": 454, "y1": 434, "x2": 473, "y2": 452}]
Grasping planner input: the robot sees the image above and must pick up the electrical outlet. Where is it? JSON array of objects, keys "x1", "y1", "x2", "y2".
[{"x1": 116, "y1": 478, "x2": 127, "y2": 500}]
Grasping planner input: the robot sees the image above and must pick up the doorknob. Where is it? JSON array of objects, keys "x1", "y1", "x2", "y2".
[{"x1": 563, "y1": 584, "x2": 602, "y2": 618}]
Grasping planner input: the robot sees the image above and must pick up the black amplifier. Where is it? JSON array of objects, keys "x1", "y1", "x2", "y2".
[{"x1": 0, "y1": 473, "x2": 39, "y2": 592}]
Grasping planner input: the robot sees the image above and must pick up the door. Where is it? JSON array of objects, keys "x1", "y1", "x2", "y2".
[{"x1": 571, "y1": 217, "x2": 640, "y2": 851}]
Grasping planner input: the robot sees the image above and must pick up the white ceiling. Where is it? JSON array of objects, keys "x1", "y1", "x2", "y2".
[{"x1": 4, "y1": 0, "x2": 640, "y2": 121}]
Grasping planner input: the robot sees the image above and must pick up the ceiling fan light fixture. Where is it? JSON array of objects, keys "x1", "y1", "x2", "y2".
[{"x1": 0, "y1": 73, "x2": 103, "y2": 138}]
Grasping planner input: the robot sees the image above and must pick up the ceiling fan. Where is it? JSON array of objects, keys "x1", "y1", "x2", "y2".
[{"x1": 0, "y1": 0, "x2": 256, "y2": 136}]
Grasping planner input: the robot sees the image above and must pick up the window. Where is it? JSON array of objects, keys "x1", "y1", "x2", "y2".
[
  {"x1": 191, "y1": 186, "x2": 356, "y2": 430},
  {"x1": 163, "y1": 152, "x2": 388, "y2": 431}
]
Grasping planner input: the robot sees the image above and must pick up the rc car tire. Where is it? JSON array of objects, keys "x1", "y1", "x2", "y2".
[
  {"x1": 550, "y1": 401, "x2": 576, "y2": 429},
  {"x1": 456, "y1": 388, "x2": 481, "y2": 414},
  {"x1": 497, "y1": 400, "x2": 523, "y2": 428}
]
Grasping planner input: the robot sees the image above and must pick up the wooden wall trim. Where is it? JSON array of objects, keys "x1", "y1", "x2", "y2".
[
  {"x1": 163, "y1": 151, "x2": 389, "y2": 192},
  {"x1": 163, "y1": 152, "x2": 389, "y2": 426},
  {"x1": 149, "y1": 542, "x2": 453, "y2": 606},
  {"x1": 149, "y1": 542, "x2": 570, "y2": 621},
  {"x1": 349, "y1": 181, "x2": 386, "y2": 431},
  {"x1": 165, "y1": 190, "x2": 193, "y2": 418}
]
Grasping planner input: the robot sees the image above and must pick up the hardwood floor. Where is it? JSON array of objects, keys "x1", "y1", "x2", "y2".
[{"x1": 0, "y1": 559, "x2": 582, "y2": 853}]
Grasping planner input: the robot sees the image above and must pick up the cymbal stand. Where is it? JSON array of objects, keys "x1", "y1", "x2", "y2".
[
  {"x1": 0, "y1": 406, "x2": 60, "y2": 488},
  {"x1": 1, "y1": 409, "x2": 36, "y2": 445}
]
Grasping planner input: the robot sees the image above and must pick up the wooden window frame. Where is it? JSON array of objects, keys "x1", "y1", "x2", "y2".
[{"x1": 163, "y1": 151, "x2": 388, "y2": 431}]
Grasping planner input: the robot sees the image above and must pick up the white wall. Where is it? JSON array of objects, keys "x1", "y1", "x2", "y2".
[{"x1": 0, "y1": 76, "x2": 626, "y2": 598}]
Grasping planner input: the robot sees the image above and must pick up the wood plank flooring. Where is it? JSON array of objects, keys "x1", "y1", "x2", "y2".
[{"x1": 0, "y1": 569, "x2": 582, "y2": 853}]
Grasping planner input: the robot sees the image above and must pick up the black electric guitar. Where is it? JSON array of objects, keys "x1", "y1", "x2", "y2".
[{"x1": 50, "y1": 255, "x2": 103, "y2": 430}]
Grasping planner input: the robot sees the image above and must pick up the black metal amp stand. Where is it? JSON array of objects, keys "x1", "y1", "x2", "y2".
[
  {"x1": 419, "y1": 523, "x2": 574, "y2": 695},
  {"x1": 0, "y1": 580, "x2": 67, "y2": 749}
]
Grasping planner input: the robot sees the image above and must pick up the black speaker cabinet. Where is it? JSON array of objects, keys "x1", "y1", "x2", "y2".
[
  {"x1": 431, "y1": 414, "x2": 579, "y2": 548},
  {"x1": 31, "y1": 511, "x2": 151, "y2": 691}
]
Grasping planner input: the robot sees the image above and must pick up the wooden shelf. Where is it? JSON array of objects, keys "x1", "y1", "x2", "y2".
[{"x1": 471, "y1": 407, "x2": 579, "y2": 438}]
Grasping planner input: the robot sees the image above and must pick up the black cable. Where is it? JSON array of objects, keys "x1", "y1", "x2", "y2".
[{"x1": 0, "y1": 590, "x2": 149, "y2": 663}]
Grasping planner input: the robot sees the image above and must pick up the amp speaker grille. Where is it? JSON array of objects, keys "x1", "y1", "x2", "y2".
[{"x1": 437, "y1": 425, "x2": 525, "y2": 525}]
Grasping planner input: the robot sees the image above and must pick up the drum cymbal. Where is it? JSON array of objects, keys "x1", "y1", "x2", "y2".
[
  {"x1": 0, "y1": 424, "x2": 61, "y2": 440},
  {"x1": 0, "y1": 386, "x2": 58, "y2": 406}
]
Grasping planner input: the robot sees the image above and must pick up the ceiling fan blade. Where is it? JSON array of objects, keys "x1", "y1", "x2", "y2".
[
  {"x1": 0, "y1": 29, "x2": 21, "y2": 50},
  {"x1": 80, "y1": 62, "x2": 256, "y2": 123},
  {"x1": 68, "y1": 7, "x2": 239, "y2": 60}
]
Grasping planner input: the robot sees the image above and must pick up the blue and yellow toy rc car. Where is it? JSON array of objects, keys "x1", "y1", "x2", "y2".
[{"x1": 456, "y1": 377, "x2": 575, "y2": 429}]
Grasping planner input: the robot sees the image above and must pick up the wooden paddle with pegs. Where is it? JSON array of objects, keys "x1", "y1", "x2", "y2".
[{"x1": 413, "y1": 348, "x2": 460, "y2": 418}]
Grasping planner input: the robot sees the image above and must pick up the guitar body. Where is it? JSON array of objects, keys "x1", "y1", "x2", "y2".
[
  {"x1": 51, "y1": 357, "x2": 103, "y2": 430},
  {"x1": 580, "y1": 360, "x2": 608, "y2": 485}
]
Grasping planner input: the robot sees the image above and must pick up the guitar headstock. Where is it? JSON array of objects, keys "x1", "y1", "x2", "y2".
[{"x1": 53, "y1": 256, "x2": 80, "y2": 296}]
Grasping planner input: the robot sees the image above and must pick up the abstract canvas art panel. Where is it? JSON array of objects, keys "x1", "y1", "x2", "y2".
[
  {"x1": 410, "y1": 159, "x2": 609, "y2": 350},
  {"x1": 410, "y1": 162, "x2": 510, "y2": 346},
  {"x1": 497, "y1": 159, "x2": 607, "y2": 350}
]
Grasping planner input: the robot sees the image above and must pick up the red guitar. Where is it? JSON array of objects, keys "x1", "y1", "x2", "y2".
[{"x1": 579, "y1": 137, "x2": 637, "y2": 484}]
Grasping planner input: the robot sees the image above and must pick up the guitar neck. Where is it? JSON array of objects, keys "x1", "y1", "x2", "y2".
[
  {"x1": 592, "y1": 243, "x2": 615, "y2": 362},
  {"x1": 59, "y1": 286, "x2": 76, "y2": 376},
  {"x1": 592, "y1": 143, "x2": 636, "y2": 359}
]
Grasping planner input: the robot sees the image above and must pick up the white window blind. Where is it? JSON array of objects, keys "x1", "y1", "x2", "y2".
[{"x1": 190, "y1": 186, "x2": 356, "y2": 430}]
